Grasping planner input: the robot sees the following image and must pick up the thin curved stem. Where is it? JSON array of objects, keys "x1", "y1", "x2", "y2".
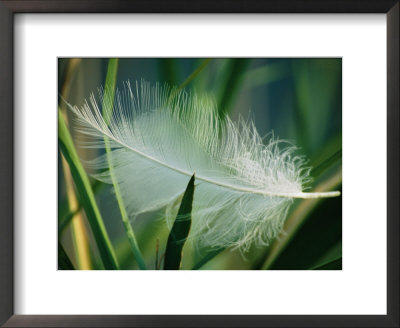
[{"x1": 102, "y1": 58, "x2": 147, "y2": 269}]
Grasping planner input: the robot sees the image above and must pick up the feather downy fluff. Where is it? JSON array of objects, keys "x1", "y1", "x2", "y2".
[{"x1": 64, "y1": 81, "x2": 340, "y2": 251}]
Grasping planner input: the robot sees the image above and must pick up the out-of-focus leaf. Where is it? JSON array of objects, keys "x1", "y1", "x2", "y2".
[
  {"x1": 58, "y1": 242, "x2": 75, "y2": 270},
  {"x1": 291, "y1": 58, "x2": 342, "y2": 154},
  {"x1": 217, "y1": 58, "x2": 250, "y2": 117},
  {"x1": 164, "y1": 175, "x2": 195, "y2": 270},
  {"x1": 166, "y1": 59, "x2": 212, "y2": 105},
  {"x1": 311, "y1": 257, "x2": 342, "y2": 270},
  {"x1": 244, "y1": 61, "x2": 290, "y2": 89},
  {"x1": 178, "y1": 59, "x2": 211, "y2": 90},
  {"x1": 310, "y1": 133, "x2": 342, "y2": 179},
  {"x1": 191, "y1": 58, "x2": 212, "y2": 92},
  {"x1": 312, "y1": 150, "x2": 342, "y2": 181},
  {"x1": 192, "y1": 247, "x2": 225, "y2": 270},
  {"x1": 309, "y1": 242, "x2": 342, "y2": 270},
  {"x1": 158, "y1": 58, "x2": 180, "y2": 86}
]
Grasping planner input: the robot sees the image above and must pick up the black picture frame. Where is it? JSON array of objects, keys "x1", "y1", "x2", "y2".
[{"x1": 0, "y1": 1, "x2": 398, "y2": 327}]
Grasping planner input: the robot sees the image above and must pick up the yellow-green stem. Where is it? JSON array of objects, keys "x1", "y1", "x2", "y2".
[
  {"x1": 58, "y1": 110, "x2": 119, "y2": 269},
  {"x1": 102, "y1": 58, "x2": 147, "y2": 270}
]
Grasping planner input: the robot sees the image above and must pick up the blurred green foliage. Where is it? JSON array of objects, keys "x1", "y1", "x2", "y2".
[{"x1": 58, "y1": 58, "x2": 342, "y2": 270}]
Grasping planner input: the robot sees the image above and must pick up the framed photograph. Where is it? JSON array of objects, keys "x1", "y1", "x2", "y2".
[
  {"x1": 1, "y1": 1, "x2": 398, "y2": 327},
  {"x1": 58, "y1": 57, "x2": 343, "y2": 272}
]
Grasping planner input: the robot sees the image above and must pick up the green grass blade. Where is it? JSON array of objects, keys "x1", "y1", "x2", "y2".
[
  {"x1": 166, "y1": 59, "x2": 212, "y2": 107},
  {"x1": 217, "y1": 58, "x2": 250, "y2": 118},
  {"x1": 164, "y1": 175, "x2": 195, "y2": 270},
  {"x1": 158, "y1": 58, "x2": 180, "y2": 85},
  {"x1": 59, "y1": 210, "x2": 77, "y2": 234},
  {"x1": 58, "y1": 180, "x2": 103, "y2": 234},
  {"x1": 310, "y1": 257, "x2": 342, "y2": 270},
  {"x1": 58, "y1": 110, "x2": 119, "y2": 269},
  {"x1": 308, "y1": 242, "x2": 342, "y2": 270},
  {"x1": 178, "y1": 59, "x2": 211, "y2": 90},
  {"x1": 102, "y1": 58, "x2": 147, "y2": 270},
  {"x1": 191, "y1": 58, "x2": 212, "y2": 92},
  {"x1": 192, "y1": 247, "x2": 225, "y2": 270},
  {"x1": 102, "y1": 58, "x2": 119, "y2": 123},
  {"x1": 58, "y1": 242, "x2": 75, "y2": 270},
  {"x1": 312, "y1": 149, "x2": 342, "y2": 179}
]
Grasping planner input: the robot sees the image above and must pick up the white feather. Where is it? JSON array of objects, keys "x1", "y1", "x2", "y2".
[{"x1": 65, "y1": 80, "x2": 340, "y2": 251}]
